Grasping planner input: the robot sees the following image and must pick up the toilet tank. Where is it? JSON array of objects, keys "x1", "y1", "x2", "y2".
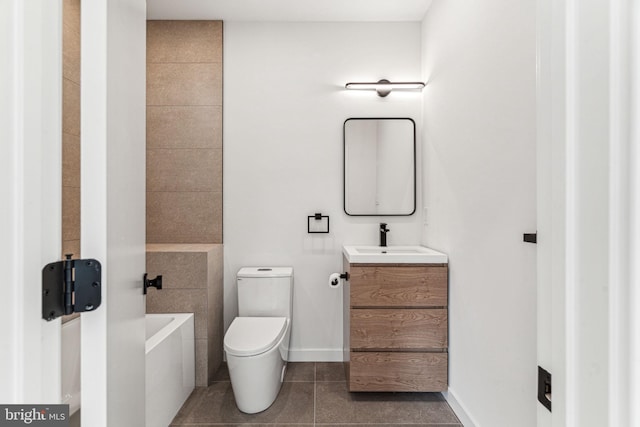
[{"x1": 237, "y1": 267, "x2": 293, "y2": 318}]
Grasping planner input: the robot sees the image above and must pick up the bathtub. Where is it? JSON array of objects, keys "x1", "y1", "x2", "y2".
[
  {"x1": 61, "y1": 316, "x2": 81, "y2": 416},
  {"x1": 146, "y1": 313, "x2": 195, "y2": 427}
]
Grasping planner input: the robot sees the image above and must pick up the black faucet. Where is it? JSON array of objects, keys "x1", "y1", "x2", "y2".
[{"x1": 379, "y1": 223, "x2": 390, "y2": 247}]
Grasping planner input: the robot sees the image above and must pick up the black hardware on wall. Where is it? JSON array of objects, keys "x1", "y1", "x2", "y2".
[
  {"x1": 143, "y1": 273, "x2": 163, "y2": 295},
  {"x1": 308, "y1": 213, "x2": 330, "y2": 233},
  {"x1": 331, "y1": 272, "x2": 350, "y2": 287},
  {"x1": 524, "y1": 233, "x2": 537, "y2": 244},
  {"x1": 538, "y1": 366, "x2": 552, "y2": 412},
  {"x1": 42, "y1": 255, "x2": 102, "y2": 321}
]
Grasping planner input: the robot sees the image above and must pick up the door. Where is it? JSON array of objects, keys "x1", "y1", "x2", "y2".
[
  {"x1": 0, "y1": 0, "x2": 63, "y2": 404},
  {"x1": 81, "y1": 0, "x2": 147, "y2": 426},
  {"x1": 537, "y1": 0, "x2": 639, "y2": 425},
  {"x1": 0, "y1": 1, "x2": 147, "y2": 426}
]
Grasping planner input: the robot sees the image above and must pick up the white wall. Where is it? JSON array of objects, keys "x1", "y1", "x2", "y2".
[
  {"x1": 421, "y1": 1, "x2": 537, "y2": 426},
  {"x1": 224, "y1": 22, "x2": 423, "y2": 360}
]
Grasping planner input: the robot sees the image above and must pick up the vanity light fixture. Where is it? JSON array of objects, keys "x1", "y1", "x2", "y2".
[{"x1": 344, "y1": 79, "x2": 425, "y2": 97}]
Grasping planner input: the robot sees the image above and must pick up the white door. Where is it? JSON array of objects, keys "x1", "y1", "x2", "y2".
[
  {"x1": 81, "y1": 0, "x2": 147, "y2": 426},
  {"x1": 0, "y1": 1, "x2": 147, "y2": 426},
  {"x1": 537, "y1": 0, "x2": 640, "y2": 425},
  {"x1": 0, "y1": 0, "x2": 63, "y2": 405}
]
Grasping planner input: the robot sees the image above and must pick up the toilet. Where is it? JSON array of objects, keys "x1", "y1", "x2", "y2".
[{"x1": 223, "y1": 267, "x2": 293, "y2": 414}]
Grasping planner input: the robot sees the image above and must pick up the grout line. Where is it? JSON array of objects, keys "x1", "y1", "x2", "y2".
[
  {"x1": 146, "y1": 104, "x2": 222, "y2": 107},
  {"x1": 146, "y1": 105, "x2": 222, "y2": 108},
  {"x1": 62, "y1": 76, "x2": 80, "y2": 87},
  {"x1": 146, "y1": 147, "x2": 222, "y2": 151},
  {"x1": 145, "y1": 190, "x2": 221, "y2": 193},
  {"x1": 146, "y1": 61, "x2": 223, "y2": 65}
]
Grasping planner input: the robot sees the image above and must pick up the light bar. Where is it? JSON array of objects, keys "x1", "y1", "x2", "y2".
[{"x1": 345, "y1": 79, "x2": 426, "y2": 97}]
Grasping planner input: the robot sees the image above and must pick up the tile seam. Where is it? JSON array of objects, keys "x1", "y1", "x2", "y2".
[
  {"x1": 146, "y1": 189, "x2": 221, "y2": 194},
  {"x1": 146, "y1": 148, "x2": 222, "y2": 150},
  {"x1": 146, "y1": 59, "x2": 222, "y2": 64},
  {"x1": 146, "y1": 104, "x2": 223, "y2": 107},
  {"x1": 61, "y1": 130, "x2": 81, "y2": 138}
]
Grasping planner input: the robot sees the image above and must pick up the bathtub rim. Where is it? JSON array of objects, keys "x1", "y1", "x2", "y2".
[{"x1": 145, "y1": 313, "x2": 194, "y2": 354}]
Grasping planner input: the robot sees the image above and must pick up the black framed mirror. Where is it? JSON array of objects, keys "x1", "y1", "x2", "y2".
[{"x1": 343, "y1": 118, "x2": 416, "y2": 216}]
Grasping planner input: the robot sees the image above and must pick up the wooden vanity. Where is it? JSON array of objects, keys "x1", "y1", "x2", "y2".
[{"x1": 343, "y1": 258, "x2": 449, "y2": 392}]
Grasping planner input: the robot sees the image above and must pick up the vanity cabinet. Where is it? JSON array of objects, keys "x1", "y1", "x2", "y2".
[{"x1": 343, "y1": 259, "x2": 448, "y2": 392}]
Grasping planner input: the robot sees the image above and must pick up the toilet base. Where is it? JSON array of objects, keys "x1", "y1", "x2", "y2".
[{"x1": 227, "y1": 346, "x2": 287, "y2": 414}]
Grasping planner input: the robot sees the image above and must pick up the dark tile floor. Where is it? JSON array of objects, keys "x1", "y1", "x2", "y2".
[
  {"x1": 171, "y1": 362, "x2": 462, "y2": 426},
  {"x1": 70, "y1": 410, "x2": 80, "y2": 427}
]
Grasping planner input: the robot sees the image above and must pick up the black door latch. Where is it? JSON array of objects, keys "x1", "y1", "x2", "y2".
[
  {"x1": 143, "y1": 273, "x2": 163, "y2": 294},
  {"x1": 538, "y1": 366, "x2": 552, "y2": 412}
]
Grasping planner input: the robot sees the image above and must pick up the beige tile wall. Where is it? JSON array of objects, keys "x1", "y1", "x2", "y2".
[
  {"x1": 146, "y1": 244, "x2": 224, "y2": 386},
  {"x1": 62, "y1": 0, "x2": 81, "y2": 258},
  {"x1": 146, "y1": 21, "x2": 223, "y2": 244}
]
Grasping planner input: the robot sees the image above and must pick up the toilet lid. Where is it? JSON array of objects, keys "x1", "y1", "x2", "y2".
[{"x1": 224, "y1": 317, "x2": 287, "y2": 357}]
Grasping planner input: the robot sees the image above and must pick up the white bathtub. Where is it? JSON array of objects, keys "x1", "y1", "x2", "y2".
[
  {"x1": 61, "y1": 317, "x2": 81, "y2": 416},
  {"x1": 146, "y1": 313, "x2": 195, "y2": 427}
]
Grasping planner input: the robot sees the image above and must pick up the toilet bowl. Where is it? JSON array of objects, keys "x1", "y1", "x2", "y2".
[
  {"x1": 224, "y1": 317, "x2": 290, "y2": 413},
  {"x1": 223, "y1": 267, "x2": 293, "y2": 414}
]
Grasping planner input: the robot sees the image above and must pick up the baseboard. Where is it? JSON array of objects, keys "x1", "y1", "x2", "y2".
[
  {"x1": 288, "y1": 348, "x2": 343, "y2": 362},
  {"x1": 443, "y1": 387, "x2": 479, "y2": 427}
]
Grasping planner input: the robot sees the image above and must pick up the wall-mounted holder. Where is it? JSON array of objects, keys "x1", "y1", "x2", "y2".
[
  {"x1": 143, "y1": 273, "x2": 163, "y2": 295},
  {"x1": 42, "y1": 254, "x2": 102, "y2": 321},
  {"x1": 523, "y1": 233, "x2": 537, "y2": 244},
  {"x1": 330, "y1": 272, "x2": 350, "y2": 287},
  {"x1": 308, "y1": 213, "x2": 329, "y2": 233}
]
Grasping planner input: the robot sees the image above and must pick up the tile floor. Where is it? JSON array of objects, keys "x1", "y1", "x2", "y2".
[{"x1": 171, "y1": 362, "x2": 462, "y2": 426}]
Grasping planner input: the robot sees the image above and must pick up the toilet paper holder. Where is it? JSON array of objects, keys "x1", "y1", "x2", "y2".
[{"x1": 331, "y1": 272, "x2": 349, "y2": 287}]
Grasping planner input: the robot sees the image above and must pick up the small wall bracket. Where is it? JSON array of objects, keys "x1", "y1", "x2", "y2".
[{"x1": 42, "y1": 255, "x2": 102, "y2": 321}]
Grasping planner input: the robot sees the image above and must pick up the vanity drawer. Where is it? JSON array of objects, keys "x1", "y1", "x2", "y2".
[
  {"x1": 351, "y1": 309, "x2": 448, "y2": 350},
  {"x1": 350, "y1": 265, "x2": 447, "y2": 307},
  {"x1": 349, "y1": 351, "x2": 448, "y2": 392}
]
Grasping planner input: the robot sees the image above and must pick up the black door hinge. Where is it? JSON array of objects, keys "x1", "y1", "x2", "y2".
[
  {"x1": 42, "y1": 254, "x2": 102, "y2": 321},
  {"x1": 538, "y1": 366, "x2": 552, "y2": 412}
]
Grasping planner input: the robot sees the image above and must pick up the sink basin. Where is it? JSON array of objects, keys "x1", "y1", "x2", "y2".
[{"x1": 343, "y1": 245, "x2": 448, "y2": 264}]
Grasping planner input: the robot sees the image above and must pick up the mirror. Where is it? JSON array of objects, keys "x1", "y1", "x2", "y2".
[{"x1": 343, "y1": 118, "x2": 416, "y2": 216}]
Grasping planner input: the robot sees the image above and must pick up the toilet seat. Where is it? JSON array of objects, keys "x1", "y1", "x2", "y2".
[{"x1": 224, "y1": 317, "x2": 287, "y2": 357}]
